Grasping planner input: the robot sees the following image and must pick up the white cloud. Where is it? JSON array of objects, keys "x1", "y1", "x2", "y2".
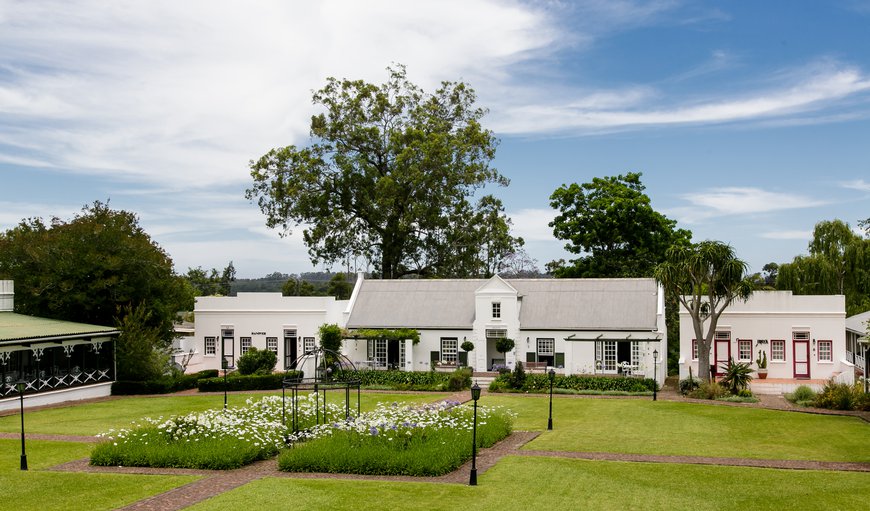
[
  {"x1": 670, "y1": 187, "x2": 827, "y2": 224},
  {"x1": 840, "y1": 179, "x2": 870, "y2": 192},
  {"x1": 760, "y1": 230, "x2": 812, "y2": 240},
  {"x1": 508, "y1": 207, "x2": 558, "y2": 242}
]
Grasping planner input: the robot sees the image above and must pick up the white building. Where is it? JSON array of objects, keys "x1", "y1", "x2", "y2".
[
  {"x1": 190, "y1": 293, "x2": 350, "y2": 374},
  {"x1": 344, "y1": 274, "x2": 667, "y2": 385},
  {"x1": 679, "y1": 291, "x2": 850, "y2": 392}
]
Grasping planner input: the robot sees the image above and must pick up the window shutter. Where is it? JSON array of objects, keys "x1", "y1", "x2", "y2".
[
  {"x1": 555, "y1": 352, "x2": 565, "y2": 368},
  {"x1": 526, "y1": 352, "x2": 536, "y2": 363},
  {"x1": 458, "y1": 351, "x2": 468, "y2": 365}
]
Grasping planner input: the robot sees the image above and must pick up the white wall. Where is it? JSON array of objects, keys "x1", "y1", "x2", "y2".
[
  {"x1": 679, "y1": 291, "x2": 846, "y2": 381},
  {"x1": 193, "y1": 293, "x2": 349, "y2": 373}
]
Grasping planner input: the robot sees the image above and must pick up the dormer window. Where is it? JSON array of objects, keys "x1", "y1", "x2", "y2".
[{"x1": 492, "y1": 301, "x2": 501, "y2": 319}]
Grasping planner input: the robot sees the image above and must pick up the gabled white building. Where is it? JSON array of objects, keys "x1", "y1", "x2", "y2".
[
  {"x1": 344, "y1": 274, "x2": 667, "y2": 385},
  {"x1": 190, "y1": 293, "x2": 350, "y2": 373},
  {"x1": 679, "y1": 291, "x2": 850, "y2": 390}
]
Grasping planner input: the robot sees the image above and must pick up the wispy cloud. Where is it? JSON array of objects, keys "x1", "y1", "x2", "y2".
[
  {"x1": 840, "y1": 179, "x2": 870, "y2": 192},
  {"x1": 491, "y1": 61, "x2": 870, "y2": 134},
  {"x1": 670, "y1": 187, "x2": 827, "y2": 224},
  {"x1": 508, "y1": 208, "x2": 557, "y2": 242},
  {"x1": 760, "y1": 230, "x2": 812, "y2": 240}
]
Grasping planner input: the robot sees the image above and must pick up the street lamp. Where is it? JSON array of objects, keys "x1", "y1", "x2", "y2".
[
  {"x1": 469, "y1": 381, "x2": 481, "y2": 486},
  {"x1": 16, "y1": 379, "x2": 27, "y2": 470},
  {"x1": 222, "y1": 358, "x2": 229, "y2": 410},
  {"x1": 547, "y1": 367, "x2": 555, "y2": 430},
  {"x1": 652, "y1": 349, "x2": 658, "y2": 401}
]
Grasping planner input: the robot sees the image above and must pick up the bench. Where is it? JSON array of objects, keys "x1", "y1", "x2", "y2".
[{"x1": 524, "y1": 362, "x2": 549, "y2": 373}]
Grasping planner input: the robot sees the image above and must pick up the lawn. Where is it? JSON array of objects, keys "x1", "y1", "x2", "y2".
[
  {"x1": 185, "y1": 456, "x2": 870, "y2": 511},
  {"x1": 0, "y1": 439, "x2": 198, "y2": 511},
  {"x1": 484, "y1": 395, "x2": 870, "y2": 462},
  {"x1": 0, "y1": 391, "x2": 450, "y2": 436}
]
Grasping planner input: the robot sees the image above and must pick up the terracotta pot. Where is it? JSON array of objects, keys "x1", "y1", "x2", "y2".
[{"x1": 757, "y1": 370, "x2": 768, "y2": 380}]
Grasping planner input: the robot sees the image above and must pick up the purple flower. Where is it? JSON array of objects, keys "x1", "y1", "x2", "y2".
[{"x1": 370, "y1": 426, "x2": 379, "y2": 436}]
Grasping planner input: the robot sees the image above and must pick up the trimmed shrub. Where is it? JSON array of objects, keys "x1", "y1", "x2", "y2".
[
  {"x1": 332, "y1": 370, "x2": 455, "y2": 391},
  {"x1": 196, "y1": 370, "x2": 302, "y2": 392},
  {"x1": 447, "y1": 367, "x2": 472, "y2": 392},
  {"x1": 787, "y1": 384, "x2": 816, "y2": 406},
  {"x1": 489, "y1": 373, "x2": 657, "y2": 393},
  {"x1": 237, "y1": 347, "x2": 278, "y2": 375},
  {"x1": 112, "y1": 370, "x2": 220, "y2": 395}
]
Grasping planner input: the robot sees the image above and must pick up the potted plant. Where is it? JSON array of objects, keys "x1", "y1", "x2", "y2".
[{"x1": 756, "y1": 349, "x2": 768, "y2": 379}]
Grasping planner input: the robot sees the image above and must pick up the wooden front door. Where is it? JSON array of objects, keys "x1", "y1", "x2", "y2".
[
  {"x1": 793, "y1": 340, "x2": 810, "y2": 378},
  {"x1": 714, "y1": 340, "x2": 730, "y2": 376}
]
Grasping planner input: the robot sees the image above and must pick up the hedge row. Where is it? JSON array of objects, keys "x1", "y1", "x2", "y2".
[
  {"x1": 490, "y1": 373, "x2": 657, "y2": 393},
  {"x1": 196, "y1": 370, "x2": 303, "y2": 392},
  {"x1": 332, "y1": 369, "x2": 467, "y2": 391},
  {"x1": 112, "y1": 369, "x2": 219, "y2": 395}
]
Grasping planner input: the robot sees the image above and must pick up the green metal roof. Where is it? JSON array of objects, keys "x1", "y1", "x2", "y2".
[{"x1": 0, "y1": 312, "x2": 119, "y2": 343}]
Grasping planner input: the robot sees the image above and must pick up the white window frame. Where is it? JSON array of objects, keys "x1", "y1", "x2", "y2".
[
  {"x1": 441, "y1": 338, "x2": 458, "y2": 364},
  {"x1": 204, "y1": 336, "x2": 216, "y2": 356},
  {"x1": 818, "y1": 340, "x2": 833, "y2": 362},
  {"x1": 266, "y1": 337, "x2": 278, "y2": 355},
  {"x1": 537, "y1": 338, "x2": 555, "y2": 356},
  {"x1": 603, "y1": 341, "x2": 617, "y2": 371},
  {"x1": 691, "y1": 340, "x2": 698, "y2": 361},
  {"x1": 303, "y1": 337, "x2": 316, "y2": 354},
  {"x1": 738, "y1": 339, "x2": 752, "y2": 361},
  {"x1": 771, "y1": 340, "x2": 785, "y2": 362},
  {"x1": 492, "y1": 302, "x2": 501, "y2": 319},
  {"x1": 240, "y1": 337, "x2": 252, "y2": 356}
]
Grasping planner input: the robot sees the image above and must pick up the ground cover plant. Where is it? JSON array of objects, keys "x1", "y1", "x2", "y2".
[
  {"x1": 332, "y1": 368, "x2": 471, "y2": 391},
  {"x1": 186, "y1": 456, "x2": 870, "y2": 511},
  {"x1": 0, "y1": 391, "x2": 447, "y2": 436},
  {"x1": 484, "y1": 395, "x2": 870, "y2": 462},
  {"x1": 0, "y1": 439, "x2": 198, "y2": 511},
  {"x1": 89, "y1": 393, "x2": 413, "y2": 469},
  {"x1": 278, "y1": 399, "x2": 513, "y2": 475}
]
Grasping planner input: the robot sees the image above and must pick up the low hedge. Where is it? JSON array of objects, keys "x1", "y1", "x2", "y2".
[
  {"x1": 332, "y1": 369, "x2": 469, "y2": 391},
  {"x1": 196, "y1": 370, "x2": 303, "y2": 392},
  {"x1": 489, "y1": 373, "x2": 657, "y2": 393},
  {"x1": 112, "y1": 369, "x2": 220, "y2": 395}
]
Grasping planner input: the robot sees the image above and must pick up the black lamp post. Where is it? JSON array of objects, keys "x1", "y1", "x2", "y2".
[
  {"x1": 652, "y1": 349, "x2": 658, "y2": 401},
  {"x1": 547, "y1": 367, "x2": 555, "y2": 430},
  {"x1": 16, "y1": 379, "x2": 27, "y2": 470},
  {"x1": 469, "y1": 381, "x2": 481, "y2": 486},
  {"x1": 222, "y1": 358, "x2": 229, "y2": 410}
]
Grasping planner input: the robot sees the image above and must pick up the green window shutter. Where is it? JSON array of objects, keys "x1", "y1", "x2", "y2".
[
  {"x1": 458, "y1": 351, "x2": 468, "y2": 365},
  {"x1": 526, "y1": 352, "x2": 537, "y2": 363},
  {"x1": 430, "y1": 351, "x2": 440, "y2": 363},
  {"x1": 555, "y1": 352, "x2": 565, "y2": 368}
]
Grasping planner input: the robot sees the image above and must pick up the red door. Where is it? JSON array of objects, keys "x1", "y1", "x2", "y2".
[
  {"x1": 793, "y1": 340, "x2": 810, "y2": 378},
  {"x1": 714, "y1": 340, "x2": 731, "y2": 376}
]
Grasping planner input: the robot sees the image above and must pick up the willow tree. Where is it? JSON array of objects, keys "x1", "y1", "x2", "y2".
[
  {"x1": 654, "y1": 241, "x2": 753, "y2": 381},
  {"x1": 246, "y1": 65, "x2": 520, "y2": 279},
  {"x1": 776, "y1": 219, "x2": 870, "y2": 315}
]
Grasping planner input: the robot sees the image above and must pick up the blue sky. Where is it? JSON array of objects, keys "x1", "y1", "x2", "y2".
[{"x1": 1, "y1": 0, "x2": 869, "y2": 278}]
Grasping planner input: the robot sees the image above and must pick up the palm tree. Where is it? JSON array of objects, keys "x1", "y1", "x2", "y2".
[{"x1": 654, "y1": 240, "x2": 753, "y2": 382}]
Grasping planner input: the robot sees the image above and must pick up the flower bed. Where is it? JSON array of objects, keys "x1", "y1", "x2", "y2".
[
  {"x1": 90, "y1": 394, "x2": 344, "y2": 470},
  {"x1": 278, "y1": 400, "x2": 514, "y2": 476}
]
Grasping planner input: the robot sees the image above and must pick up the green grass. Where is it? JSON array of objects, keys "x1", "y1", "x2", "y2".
[
  {"x1": 484, "y1": 395, "x2": 870, "y2": 462},
  {"x1": 0, "y1": 439, "x2": 198, "y2": 511},
  {"x1": 0, "y1": 391, "x2": 450, "y2": 436},
  {"x1": 186, "y1": 456, "x2": 870, "y2": 511}
]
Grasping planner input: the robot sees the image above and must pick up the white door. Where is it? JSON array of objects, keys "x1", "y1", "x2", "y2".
[
  {"x1": 793, "y1": 340, "x2": 810, "y2": 378},
  {"x1": 714, "y1": 340, "x2": 730, "y2": 376}
]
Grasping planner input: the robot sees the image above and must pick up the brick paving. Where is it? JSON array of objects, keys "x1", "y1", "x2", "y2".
[{"x1": 6, "y1": 391, "x2": 869, "y2": 510}]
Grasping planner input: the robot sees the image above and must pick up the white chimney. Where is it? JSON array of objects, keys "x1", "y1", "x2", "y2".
[{"x1": 0, "y1": 280, "x2": 12, "y2": 312}]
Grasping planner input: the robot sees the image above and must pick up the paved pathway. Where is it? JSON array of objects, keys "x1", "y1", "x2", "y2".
[{"x1": 5, "y1": 390, "x2": 869, "y2": 510}]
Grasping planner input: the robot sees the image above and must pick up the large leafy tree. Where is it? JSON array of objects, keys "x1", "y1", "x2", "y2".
[
  {"x1": 246, "y1": 65, "x2": 520, "y2": 279},
  {"x1": 0, "y1": 201, "x2": 192, "y2": 344},
  {"x1": 549, "y1": 172, "x2": 691, "y2": 278},
  {"x1": 183, "y1": 261, "x2": 236, "y2": 296},
  {"x1": 655, "y1": 241, "x2": 754, "y2": 381},
  {"x1": 549, "y1": 172, "x2": 691, "y2": 373},
  {"x1": 776, "y1": 219, "x2": 870, "y2": 315}
]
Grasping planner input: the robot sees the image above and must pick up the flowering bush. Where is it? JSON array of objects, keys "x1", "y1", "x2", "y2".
[
  {"x1": 90, "y1": 394, "x2": 346, "y2": 469},
  {"x1": 278, "y1": 400, "x2": 514, "y2": 475}
]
